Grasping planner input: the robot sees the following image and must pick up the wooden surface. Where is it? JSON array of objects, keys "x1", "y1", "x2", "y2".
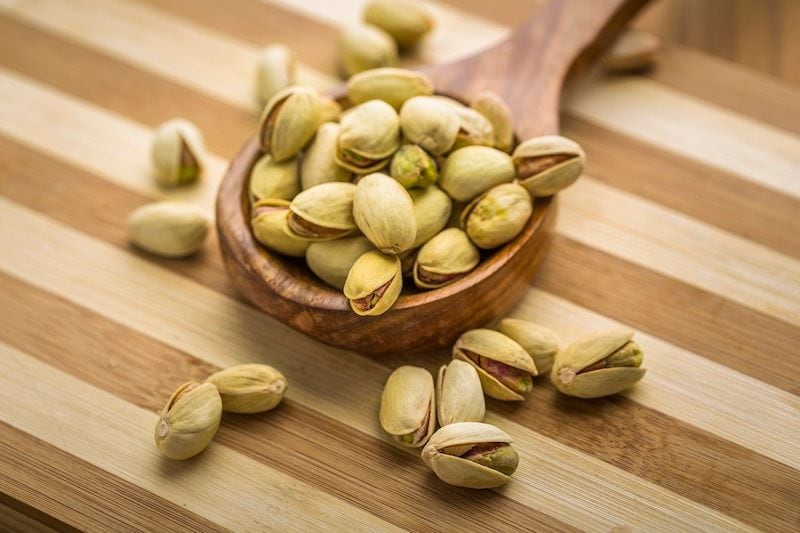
[{"x1": 0, "y1": 0, "x2": 798, "y2": 531}]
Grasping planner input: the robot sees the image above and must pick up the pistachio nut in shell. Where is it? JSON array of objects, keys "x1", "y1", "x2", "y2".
[
  {"x1": 344, "y1": 250, "x2": 402, "y2": 316},
  {"x1": 336, "y1": 99, "x2": 400, "y2": 173},
  {"x1": 399, "y1": 96, "x2": 459, "y2": 155},
  {"x1": 353, "y1": 173, "x2": 417, "y2": 254},
  {"x1": 461, "y1": 183, "x2": 533, "y2": 249},
  {"x1": 390, "y1": 144, "x2": 438, "y2": 189},
  {"x1": 453, "y1": 329, "x2": 538, "y2": 401},
  {"x1": 512, "y1": 135, "x2": 585, "y2": 197},
  {"x1": 440, "y1": 146, "x2": 515, "y2": 202},
  {"x1": 154, "y1": 382, "x2": 222, "y2": 460},
  {"x1": 301, "y1": 122, "x2": 352, "y2": 190},
  {"x1": 379, "y1": 366, "x2": 436, "y2": 447},
  {"x1": 306, "y1": 235, "x2": 375, "y2": 289},
  {"x1": 437, "y1": 360, "x2": 485, "y2": 426},
  {"x1": 259, "y1": 86, "x2": 323, "y2": 162},
  {"x1": 414, "y1": 228, "x2": 479, "y2": 289},
  {"x1": 205, "y1": 364, "x2": 287, "y2": 414},
  {"x1": 128, "y1": 201, "x2": 208, "y2": 258},
  {"x1": 251, "y1": 199, "x2": 309, "y2": 257},
  {"x1": 451, "y1": 106, "x2": 495, "y2": 150},
  {"x1": 249, "y1": 154, "x2": 299, "y2": 202},
  {"x1": 363, "y1": 0, "x2": 434, "y2": 48},
  {"x1": 551, "y1": 329, "x2": 645, "y2": 398},
  {"x1": 338, "y1": 23, "x2": 398, "y2": 78},
  {"x1": 151, "y1": 118, "x2": 204, "y2": 187},
  {"x1": 602, "y1": 29, "x2": 661, "y2": 74},
  {"x1": 498, "y1": 318, "x2": 559, "y2": 374},
  {"x1": 254, "y1": 44, "x2": 296, "y2": 107},
  {"x1": 409, "y1": 185, "x2": 452, "y2": 248},
  {"x1": 347, "y1": 68, "x2": 434, "y2": 110},
  {"x1": 285, "y1": 182, "x2": 357, "y2": 241},
  {"x1": 472, "y1": 90, "x2": 513, "y2": 153},
  {"x1": 422, "y1": 422, "x2": 518, "y2": 489},
  {"x1": 319, "y1": 96, "x2": 343, "y2": 124}
]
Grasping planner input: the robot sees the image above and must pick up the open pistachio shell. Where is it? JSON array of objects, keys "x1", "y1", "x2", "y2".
[
  {"x1": 306, "y1": 236, "x2": 375, "y2": 289},
  {"x1": 461, "y1": 183, "x2": 532, "y2": 249},
  {"x1": 151, "y1": 118, "x2": 204, "y2": 187},
  {"x1": 205, "y1": 364, "x2": 287, "y2": 414},
  {"x1": 453, "y1": 329, "x2": 537, "y2": 401},
  {"x1": 347, "y1": 68, "x2": 434, "y2": 110},
  {"x1": 301, "y1": 122, "x2": 352, "y2": 190},
  {"x1": 399, "y1": 96, "x2": 459, "y2": 156},
  {"x1": 154, "y1": 382, "x2": 222, "y2": 460},
  {"x1": 451, "y1": 106, "x2": 495, "y2": 150},
  {"x1": 251, "y1": 199, "x2": 309, "y2": 257},
  {"x1": 512, "y1": 135, "x2": 585, "y2": 197},
  {"x1": 353, "y1": 173, "x2": 417, "y2": 254},
  {"x1": 259, "y1": 87, "x2": 323, "y2": 162},
  {"x1": 498, "y1": 318, "x2": 559, "y2": 374},
  {"x1": 285, "y1": 182, "x2": 356, "y2": 241},
  {"x1": 363, "y1": 0, "x2": 434, "y2": 48},
  {"x1": 254, "y1": 44, "x2": 296, "y2": 107},
  {"x1": 437, "y1": 360, "x2": 485, "y2": 426},
  {"x1": 343, "y1": 250, "x2": 402, "y2": 316},
  {"x1": 380, "y1": 366, "x2": 436, "y2": 447},
  {"x1": 249, "y1": 154, "x2": 300, "y2": 202},
  {"x1": 472, "y1": 90, "x2": 514, "y2": 153},
  {"x1": 440, "y1": 146, "x2": 515, "y2": 202},
  {"x1": 409, "y1": 185, "x2": 452, "y2": 248},
  {"x1": 338, "y1": 24, "x2": 398, "y2": 78},
  {"x1": 413, "y1": 228, "x2": 479, "y2": 289},
  {"x1": 336, "y1": 100, "x2": 400, "y2": 173}
]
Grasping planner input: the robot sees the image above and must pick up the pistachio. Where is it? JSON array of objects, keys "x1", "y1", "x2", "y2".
[
  {"x1": 472, "y1": 90, "x2": 513, "y2": 153},
  {"x1": 300, "y1": 122, "x2": 352, "y2": 190},
  {"x1": 128, "y1": 202, "x2": 209, "y2": 258},
  {"x1": 251, "y1": 199, "x2": 309, "y2": 257},
  {"x1": 414, "y1": 228, "x2": 479, "y2": 289},
  {"x1": 353, "y1": 173, "x2": 417, "y2": 254},
  {"x1": 336, "y1": 100, "x2": 401, "y2": 174},
  {"x1": 512, "y1": 135, "x2": 585, "y2": 197},
  {"x1": 380, "y1": 366, "x2": 436, "y2": 447},
  {"x1": 440, "y1": 146, "x2": 515, "y2": 202},
  {"x1": 338, "y1": 24, "x2": 398, "y2": 78},
  {"x1": 399, "y1": 96, "x2": 459, "y2": 155},
  {"x1": 254, "y1": 44, "x2": 296, "y2": 107},
  {"x1": 343, "y1": 250, "x2": 402, "y2": 316},
  {"x1": 249, "y1": 154, "x2": 299, "y2": 202},
  {"x1": 364, "y1": 0, "x2": 434, "y2": 48},
  {"x1": 154, "y1": 382, "x2": 222, "y2": 460},
  {"x1": 390, "y1": 144, "x2": 438, "y2": 189},
  {"x1": 453, "y1": 329, "x2": 538, "y2": 401},
  {"x1": 285, "y1": 182, "x2": 357, "y2": 241},
  {"x1": 347, "y1": 68, "x2": 434, "y2": 110},
  {"x1": 151, "y1": 119, "x2": 204, "y2": 187},
  {"x1": 437, "y1": 360, "x2": 485, "y2": 426},
  {"x1": 422, "y1": 422, "x2": 518, "y2": 488},
  {"x1": 461, "y1": 183, "x2": 532, "y2": 249},
  {"x1": 409, "y1": 185, "x2": 452, "y2": 248},
  {"x1": 451, "y1": 106, "x2": 495, "y2": 150},
  {"x1": 551, "y1": 329, "x2": 646, "y2": 398},
  {"x1": 319, "y1": 96, "x2": 343, "y2": 124},
  {"x1": 259, "y1": 87, "x2": 323, "y2": 162},
  {"x1": 205, "y1": 364, "x2": 287, "y2": 414},
  {"x1": 498, "y1": 318, "x2": 559, "y2": 374},
  {"x1": 602, "y1": 29, "x2": 661, "y2": 74},
  {"x1": 306, "y1": 236, "x2": 375, "y2": 289}
]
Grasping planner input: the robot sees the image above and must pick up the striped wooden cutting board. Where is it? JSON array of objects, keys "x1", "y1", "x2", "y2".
[{"x1": 1, "y1": 0, "x2": 798, "y2": 531}]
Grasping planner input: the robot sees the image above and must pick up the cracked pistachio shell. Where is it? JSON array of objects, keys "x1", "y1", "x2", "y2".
[
  {"x1": 300, "y1": 122, "x2": 352, "y2": 190},
  {"x1": 128, "y1": 202, "x2": 208, "y2": 258},
  {"x1": 413, "y1": 228, "x2": 479, "y2": 289},
  {"x1": 551, "y1": 329, "x2": 646, "y2": 398},
  {"x1": 380, "y1": 366, "x2": 436, "y2": 447},
  {"x1": 353, "y1": 173, "x2": 417, "y2": 254},
  {"x1": 151, "y1": 119, "x2": 204, "y2": 187},
  {"x1": 205, "y1": 364, "x2": 287, "y2": 414},
  {"x1": 422, "y1": 422, "x2": 517, "y2": 488},
  {"x1": 602, "y1": 29, "x2": 661, "y2": 74},
  {"x1": 155, "y1": 382, "x2": 222, "y2": 460},
  {"x1": 259, "y1": 87, "x2": 323, "y2": 162},
  {"x1": 461, "y1": 183, "x2": 532, "y2": 249},
  {"x1": 437, "y1": 360, "x2": 485, "y2": 425},
  {"x1": 343, "y1": 250, "x2": 402, "y2": 316},
  {"x1": 512, "y1": 135, "x2": 585, "y2": 197},
  {"x1": 347, "y1": 68, "x2": 434, "y2": 110},
  {"x1": 364, "y1": 0, "x2": 434, "y2": 48},
  {"x1": 254, "y1": 44, "x2": 296, "y2": 107},
  {"x1": 451, "y1": 106, "x2": 495, "y2": 150},
  {"x1": 306, "y1": 236, "x2": 375, "y2": 289},
  {"x1": 251, "y1": 199, "x2": 309, "y2": 257},
  {"x1": 318, "y1": 96, "x2": 343, "y2": 124},
  {"x1": 440, "y1": 146, "x2": 515, "y2": 202},
  {"x1": 285, "y1": 182, "x2": 357, "y2": 241},
  {"x1": 338, "y1": 24, "x2": 398, "y2": 78},
  {"x1": 498, "y1": 318, "x2": 559, "y2": 374},
  {"x1": 336, "y1": 100, "x2": 401, "y2": 173},
  {"x1": 409, "y1": 185, "x2": 452, "y2": 248},
  {"x1": 249, "y1": 154, "x2": 300, "y2": 202},
  {"x1": 472, "y1": 90, "x2": 513, "y2": 153},
  {"x1": 390, "y1": 144, "x2": 438, "y2": 189},
  {"x1": 453, "y1": 329, "x2": 537, "y2": 401},
  {"x1": 399, "y1": 96, "x2": 459, "y2": 156}
]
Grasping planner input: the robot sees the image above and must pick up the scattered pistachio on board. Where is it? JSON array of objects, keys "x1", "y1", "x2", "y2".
[
  {"x1": 602, "y1": 29, "x2": 662, "y2": 74},
  {"x1": 205, "y1": 364, "x2": 288, "y2": 414},
  {"x1": 151, "y1": 118, "x2": 204, "y2": 187},
  {"x1": 128, "y1": 201, "x2": 208, "y2": 258},
  {"x1": 155, "y1": 382, "x2": 222, "y2": 460},
  {"x1": 380, "y1": 366, "x2": 436, "y2": 447},
  {"x1": 363, "y1": 0, "x2": 434, "y2": 49},
  {"x1": 254, "y1": 44, "x2": 296, "y2": 108},
  {"x1": 338, "y1": 24, "x2": 398, "y2": 78}
]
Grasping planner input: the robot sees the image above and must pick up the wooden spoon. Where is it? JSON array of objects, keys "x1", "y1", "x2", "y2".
[{"x1": 217, "y1": 0, "x2": 649, "y2": 356}]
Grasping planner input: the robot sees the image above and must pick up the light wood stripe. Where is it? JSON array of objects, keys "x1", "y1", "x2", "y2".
[{"x1": 0, "y1": 342, "x2": 400, "y2": 532}]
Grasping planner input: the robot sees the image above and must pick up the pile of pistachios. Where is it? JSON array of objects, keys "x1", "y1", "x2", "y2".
[{"x1": 380, "y1": 320, "x2": 646, "y2": 488}]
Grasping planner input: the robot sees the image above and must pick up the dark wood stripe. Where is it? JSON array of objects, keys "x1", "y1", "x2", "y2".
[
  {"x1": 0, "y1": 496, "x2": 69, "y2": 533},
  {"x1": 0, "y1": 423, "x2": 222, "y2": 532},
  {"x1": 0, "y1": 273, "x2": 573, "y2": 533}
]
